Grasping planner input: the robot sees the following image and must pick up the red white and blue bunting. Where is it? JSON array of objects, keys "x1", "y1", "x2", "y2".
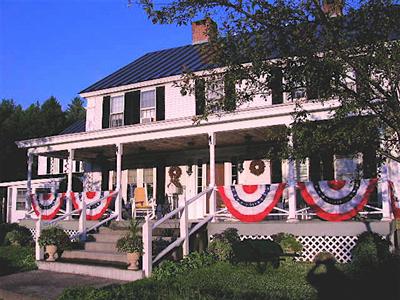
[
  {"x1": 298, "y1": 179, "x2": 377, "y2": 221},
  {"x1": 388, "y1": 181, "x2": 400, "y2": 219},
  {"x1": 217, "y1": 184, "x2": 286, "y2": 222},
  {"x1": 31, "y1": 193, "x2": 65, "y2": 220},
  {"x1": 71, "y1": 191, "x2": 113, "y2": 220}
]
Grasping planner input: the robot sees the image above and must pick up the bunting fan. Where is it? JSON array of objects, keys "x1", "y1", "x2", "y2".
[
  {"x1": 31, "y1": 193, "x2": 65, "y2": 220},
  {"x1": 217, "y1": 183, "x2": 286, "y2": 222},
  {"x1": 389, "y1": 181, "x2": 400, "y2": 219},
  {"x1": 71, "y1": 191, "x2": 113, "y2": 220},
  {"x1": 298, "y1": 179, "x2": 377, "y2": 221}
]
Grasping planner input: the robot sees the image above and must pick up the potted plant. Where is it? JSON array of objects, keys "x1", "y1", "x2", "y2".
[
  {"x1": 38, "y1": 227, "x2": 71, "y2": 261},
  {"x1": 116, "y1": 220, "x2": 143, "y2": 270}
]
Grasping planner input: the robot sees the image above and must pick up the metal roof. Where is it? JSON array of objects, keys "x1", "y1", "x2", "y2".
[
  {"x1": 80, "y1": 43, "x2": 216, "y2": 94},
  {"x1": 59, "y1": 119, "x2": 86, "y2": 135}
]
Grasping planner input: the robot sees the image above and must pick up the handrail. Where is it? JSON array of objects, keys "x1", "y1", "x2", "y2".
[
  {"x1": 152, "y1": 187, "x2": 213, "y2": 230},
  {"x1": 45, "y1": 190, "x2": 119, "y2": 226},
  {"x1": 153, "y1": 237, "x2": 184, "y2": 264},
  {"x1": 70, "y1": 213, "x2": 118, "y2": 240}
]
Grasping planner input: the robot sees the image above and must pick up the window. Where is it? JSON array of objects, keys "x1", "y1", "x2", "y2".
[
  {"x1": 334, "y1": 155, "x2": 361, "y2": 180},
  {"x1": 110, "y1": 96, "x2": 124, "y2": 127},
  {"x1": 207, "y1": 80, "x2": 225, "y2": 112},
  {"x1": 16, "y1": 189, "x2": 26, "y2": 210},
  {"x1": 75, "y1": 161, "x2": 82, "y2": 173},
  {"x1": 143, "y1": 168, "x2": 154, "y2": 199},
  {"x1": 140, "y1": 91, "x2": 156, "y2": 123}
]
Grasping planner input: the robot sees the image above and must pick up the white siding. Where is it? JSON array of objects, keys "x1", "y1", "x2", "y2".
[
  {"x1": 165, "y1": 82, "x2": 196, "y2": 120},
  {"x1": 37, "y1": 156, "x2": 47, "y2": 175},
  {"x1": 85, "y1": 96, "x2": 103, "y2": 131}
]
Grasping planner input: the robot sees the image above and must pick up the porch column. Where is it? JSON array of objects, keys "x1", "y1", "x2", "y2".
[
  {"x1": 115, "y1": 143, "x2": 123, "y2": 221},
  {"x1": 66, "y1": 149, "x2": 74, "y2": 220},
  {"x1": 26, "y1": 150, "x2": 33, "y2": 212},
  {"x1": 379, "y1": 160, "x2": 392, "y2": 220},
  {"x1": 287, "y1": 133, "x2": 298, "y2": 222},
  {"x1": 208, "y1": 132, "x2": 216, "y2": 217}
]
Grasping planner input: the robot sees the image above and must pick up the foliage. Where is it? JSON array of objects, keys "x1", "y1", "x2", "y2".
[
  {"x1": 0, "y1": 245, "x2": 36, "y2": 276},
  {"x1": 208, "y1": 228, "x2": 240, "y2": 262},
  {"x1": 4, "y1": 227, "x2": 33, "y2": 246},
  {"x1": 152, "y1": 237, "x2": 172, "y2": 256},
  {"x1": 65, "y1": 97, "x2": 86, "y2": 126},
  {"x1": 38, "y1": 226, "x2": 71, "y2": 250},
  {"x1": 233, "y1": 239, "x2": 283, "y2": 268},
  {"x1": 0, "y1": 222, "x2": 21, "y2": 244},
  {"x1": 0, "y1": 96, "x2": 86, "y2": 182},
  {"x1": 59, "y1": 261, "x2": 316, "y2": 300},
  {"x1": 272, "y1": 233, "x2": 303, "y2": 253},
  {"x1": 313, "y1": 251, "x2": 336, "y2": 264},
  {"x1": 116, "y1": 219, "x2": 143, "y2": 254},
  {"x1": 139, "y1": 0, "x2": 400, "y2": 162},
  {"x1": 152, "y1": 251, "x2": 216, "y2": 280}
]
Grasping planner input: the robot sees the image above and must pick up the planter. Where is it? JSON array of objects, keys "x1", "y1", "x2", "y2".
[
  {"x1": 46, "y1": 245, "x2": 58, "y2": 261},
  {"x1": 127, "y1": 252, "x2": 141, "y2": 270}
]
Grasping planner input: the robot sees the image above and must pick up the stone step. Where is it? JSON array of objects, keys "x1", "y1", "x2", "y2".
[
  {"x1": 85, "y1": 241, "x2": 118, "y2": 252},
  {"x1": 62, "y1": 250, "x2": 127, "y2": 264},
  {"x1": 91, "y1": 233, "x2": 126, "y2": 243},
  {"x1": 37, "y1": 261, "x2": 143, "y2": 282}
]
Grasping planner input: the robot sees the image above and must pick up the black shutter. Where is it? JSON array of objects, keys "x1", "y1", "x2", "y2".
[
  {"x1": 132, "y1": 90, "x2": 141, "y2": 124},
  {"x1": 124, "y1": 92, "x2": 135, "y2": 125},
  {"x1": 102, "y1": 96, "x2": 110, "y2": 129},
  {"x1": 224, "y1": 74, "x2": 236, "y2": 111},
  {"x1": 195, "y1": 79, "x2": 205, "y2": 115},
  {"x1": 270, "y1": 68, "x2": 283, "y2": 104},
  {"x1": 156, "y1": 86, "x2": 165, "y2": 121}
]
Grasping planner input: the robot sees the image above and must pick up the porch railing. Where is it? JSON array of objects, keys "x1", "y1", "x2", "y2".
[
  {"x1": 34, "y1": 190, "x2": 119, "y2": 260},
  {"x1": 142, "y1": 187, "x2": 214, "y2": 277}
]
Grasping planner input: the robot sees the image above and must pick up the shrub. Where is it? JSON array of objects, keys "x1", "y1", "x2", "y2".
[
  {"x1": 313, "y1": 251, "x2": 336, "y2": 264},
  {"x1": 4, "y1": 228, "x2": 33, "y2": 246},
  {"x1": 272, "y1": 233, "x2": 303, "y2": 254},
  {"x1": 208, "y1": 228, "x2": 240, "y2": 262},
  {"x1": 0, "y1": 245, "x2": 36, "y2": 276},
  {"x1": 38, "y1": 226, "x2": 70, "y2": 250},
  {"x1": 116, "y1": 219, "x2": 143, "y2": 254},
  {"x1": 152, "y1": 237, "x2": 172, "y2": 256},
  {"x1": 153, "y1": 251, "x2": 215, "y2": 280},
  {"x1": 233, "y1": 239, "x2": 283, "y2": 268},
  {"x1": 0, "y1": 223, "x2": 23, "y2": 245}
]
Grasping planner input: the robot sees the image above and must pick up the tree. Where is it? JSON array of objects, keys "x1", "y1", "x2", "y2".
[
  {"x1": 65, "y1": 97, "x2": 86, "y2": 126},
  {"x1": 140, "y1": 0, "x2": 400, "y2": 162}
]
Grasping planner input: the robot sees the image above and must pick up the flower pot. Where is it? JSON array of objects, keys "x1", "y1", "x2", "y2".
[
  {"x1": 127, "y1": 252, "x2": 141, "y2": 270},
  {"x1": 46, "y1": 245, "x2": 58, "y2": 261}
]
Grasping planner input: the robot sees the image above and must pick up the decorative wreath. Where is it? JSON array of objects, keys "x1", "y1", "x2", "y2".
[
  {"x1": 249, "y1": 160, "x2": 265, "y2": 176},
  {"x1": 169, "y1": 166, "x2": 182, "y2": 179}
]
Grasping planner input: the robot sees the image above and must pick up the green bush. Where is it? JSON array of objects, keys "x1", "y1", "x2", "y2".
[
  {"x1": 272, "y1": 233, "x2": 303, "y2": 254},
  {"x1": 4, "y1": 228, "x2": 33, "y2": 246},
  {"x1": 0, "y1": 245, "x2": 36, "y2": 276},
  {"x1": 233, "y1": 239, "x2": 283, "y2": 268},
  {"x1": 153, "y1": 251, "x2": 216, "y2": 280},
  {"x1": 0, "y1": 223, "x2": 23, "y2": 245},
  {"x1": 38, "y1": 226, "x2": 70, "y2": 250},
  {"x1": 208, "y1": 228, "x2": 240, "y2": 262}
]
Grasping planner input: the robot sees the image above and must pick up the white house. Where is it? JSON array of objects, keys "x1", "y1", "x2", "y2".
[{"x1": 2, "y1": 8, "x2": 399, "y2": 279}]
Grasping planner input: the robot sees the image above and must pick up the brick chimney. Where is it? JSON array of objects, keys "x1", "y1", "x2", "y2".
[
  {"x1": 322, "y1": 0, "x2": 343, "y2": 17},
  {"x1": 192, "y1": 18, "x2": 217, "y2": 44}
]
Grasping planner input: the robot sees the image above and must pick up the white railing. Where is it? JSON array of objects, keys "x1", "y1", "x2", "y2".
[
  {"x1": 35, "y1": 190, "x2": 119, "y2": 260},
  {"x1": 142, "y1": 187, "x2": 214, "y2": 277}
]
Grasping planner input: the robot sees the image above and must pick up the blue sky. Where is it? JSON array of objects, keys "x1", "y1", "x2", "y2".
[{"x1": 0, "y1": 0, "x2": 191, "y2": 109}]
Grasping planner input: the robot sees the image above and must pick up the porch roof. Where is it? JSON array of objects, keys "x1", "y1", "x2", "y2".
[{"x1": 16, "y1": 101, "x2": 336, "y2": 156}]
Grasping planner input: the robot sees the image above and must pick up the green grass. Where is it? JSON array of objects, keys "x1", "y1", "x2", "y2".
[
  {"x1": 59, "y1": 261, "x2": 317, "y2": 300},
  {"x1": 0, "y1": 245, "x2": 37, "y2": 276}
]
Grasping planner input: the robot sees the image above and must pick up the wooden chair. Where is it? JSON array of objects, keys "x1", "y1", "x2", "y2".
[{"x1": 132, "y1": 185, "x2": 156, "y2": 219}]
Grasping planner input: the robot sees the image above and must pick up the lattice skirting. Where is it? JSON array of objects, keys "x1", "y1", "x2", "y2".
[
  {"x1": 29, "y1": 228, "x2": 79, "y2": 241},
  {"x1": 240, "y1": 234, "x2": 358, "y2": 263}
]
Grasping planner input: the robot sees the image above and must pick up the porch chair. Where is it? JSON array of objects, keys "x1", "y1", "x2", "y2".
[{"x1": 132, "y1": 184, "x2": 156, "y2": 219}]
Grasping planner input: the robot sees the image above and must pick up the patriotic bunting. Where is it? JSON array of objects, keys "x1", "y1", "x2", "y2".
[
  {"x1": 388, "y1": 181, "x2": 400, "y2": 219},
  {"x1": 71, "y1": 191, "x2": 113, "y2": 220},
  {"x1": 298, "y1": 179, "x2": 377, "y2": 221},
  {"x1": 218, "y1": 184, "x2": 286, "y2": 222},
  {"x1": 31, "y1": 193, "x2": 65, "y2": 220}
]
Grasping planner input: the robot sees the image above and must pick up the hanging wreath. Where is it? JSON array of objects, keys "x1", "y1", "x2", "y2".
[
  {"x1": 169, "y1": 166, "x2": 182, "y2": 179},
  {"x1": 389, "y1": 181, "x2": 400, "y2": 219},
  {"x1": 249, "y1": 160, "x2": 265, "y2": 176},
  {"x1": 298, "y1": 179, "x2": 377, "y2": 222},
  {"x1": 218, "y1": 183, "x2": 286, "y2": 222}
]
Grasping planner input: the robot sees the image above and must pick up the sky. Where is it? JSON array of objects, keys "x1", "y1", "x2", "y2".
[{"x1": 0, "y1": 0, "x2": 191, "y2": 109}]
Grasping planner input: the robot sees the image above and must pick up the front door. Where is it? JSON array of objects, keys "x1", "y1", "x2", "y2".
[{"x1": 206, "y1": 163, "x2": 225, "y2": 212}]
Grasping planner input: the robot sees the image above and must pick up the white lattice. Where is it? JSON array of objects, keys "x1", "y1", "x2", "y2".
[
  {"x1": 240, "y1": 234, "x2": 358, "y2": 263},
  {"x1": 29, "y1": 228, "x2": 78, "y2": 241}
]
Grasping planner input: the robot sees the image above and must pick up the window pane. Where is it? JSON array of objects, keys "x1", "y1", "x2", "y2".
[
  {"x1": 110, "y1": 113, "x2": 124, "y2": 127},
  {"x1": 16, "y1": 189, "x2": 27, "y2": 210},
  {"x1": 140, "y1": 108, "x2": 155, "y2": 120},
  {"x1": 143, "y1": 168, "x2": 153, "y2": 184},
  {"x1": 110, "y1": 96, "x2": 124, "y2": 113},
  {"x1": 141, "y1": 91, "x2": 155, "y2": 108}
]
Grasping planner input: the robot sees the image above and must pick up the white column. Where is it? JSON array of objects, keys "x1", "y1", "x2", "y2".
[
  {"x1": 116, "y1": 143, "x2": 123, "y2": 221},
  {"x1": 179, "y1": 195, "x2": 189, "y2": 256},
  {"x1": 287, "y1": 133, "x2": 298, "y2": 222},
  {"x1": 142, "y1": 216, "x2": 152, "y2": 277},
  {"x1": 379, "y1": 161, "x2": 392, "y2": 220},
  {"x1": 208, "y1": 132, "x2": 216, "y2": 217},
  {"x1": 26, "y1": 151, "x2": 33, "y2": 212},
  {"x1": 66, "y1": 149, "x2": 74, "y2": 220},
  {"x1": 79, "y1": 200, "x2": 87, "y2": 241},
  {"x1": 35, "y1": 215, "x2": 44, "y2": 260}
]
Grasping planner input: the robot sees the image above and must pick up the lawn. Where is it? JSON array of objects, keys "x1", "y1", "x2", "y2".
[{"x1": 0, "y1": 245, "x2": 37, "y2": 276}]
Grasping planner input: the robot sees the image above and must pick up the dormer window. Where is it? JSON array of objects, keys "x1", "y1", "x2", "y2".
[
  {"x1": 140, "y1": 90, "x2": 156, "y2": 123},
  {"x1": 110, "y1": 95, "x2": 124, "y2": 127}
]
